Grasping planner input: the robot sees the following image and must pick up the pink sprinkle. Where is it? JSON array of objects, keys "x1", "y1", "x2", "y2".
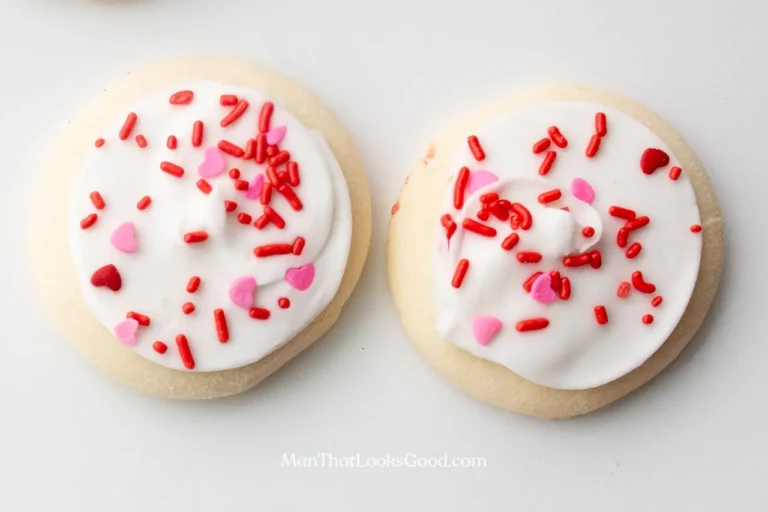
[
  {"x1": 244, "y1": 173, "x2": 265, "y2": 200},
  {"x1": 530, "y1": 274, "x2": 557, "y2": 304},
  {"x1": 110, "y1": 222, "x2": 138, "y2": 253},
  {"x1": 228, "y1": 276, "x2": 257, "y2": 309},
  {"x1": 266, "y1": 125, "x2": 287, "y2": 146},
  {"x1": 471, "y1": 315, "x2": 503, "y2": 346},
  {"x1": 113, "y1": 319, "x2": 139, "y2": 346},
  {"x1": 198, "y1": 147, "x2": 226, "y2": 178},
  {"x1": 570, "y1": 177, "x2": 595, "y2": 204},
  {"x1": 285, "y1": 263, "x2": 315, "y2": 291},
  {"x1": 466, "y1": 170, "x2": 499, "y2": 196}
]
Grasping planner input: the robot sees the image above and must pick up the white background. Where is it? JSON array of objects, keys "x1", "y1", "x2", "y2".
[{"x1": 0, "y1": 0, "x2": 765, "y2": 510}]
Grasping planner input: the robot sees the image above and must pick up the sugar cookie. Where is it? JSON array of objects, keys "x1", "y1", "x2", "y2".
[
  {"x1": 388, "y1": 85, "x2": 723, "y2": 419},
  {"x1": 30, "y1": 56, "x2": 371, "y2": 398}
]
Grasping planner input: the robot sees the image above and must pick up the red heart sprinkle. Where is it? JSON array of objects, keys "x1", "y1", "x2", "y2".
[
  {"x1": 90, "y1": 264, "x2": 122, "y2": 291},
  {"x1": 640, "y1": 148, "x2": 670, "y2": 175}
]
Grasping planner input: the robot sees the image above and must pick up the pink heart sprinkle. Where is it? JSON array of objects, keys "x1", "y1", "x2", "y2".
[
  {"x1": 229, "y1": 276, "x2": 257, "y2": 309},
  {"x1": 530, "y1": 274, "x2": 557, "y2": 304},
  {"x1": 114, "y1": 318, "x2": 139, "y2": 346},
  {"x1": 266, "y1": 125, "x2": 287, "y2": 146},
  {"x1": 570, "y1": 177, "x2": 595, "y2": 204},
  {"x1": 198, "y1": 147, "x2": 226, "y2": 178},
  {"x1": 285, "y1": 263, "x2": 315, "y2": 291},
  {"x1": 244, "y1": 173, "x2": 265, "y2": 200},
  {"x1": 110, "y1": 222, "x2": 137, "y2": 253},
  {"x1": 471, "y1": 315, "x2": 503, "y2": 346},
  {"x1": 466, "y1": 170, "x2": 499, "y2": 196}
]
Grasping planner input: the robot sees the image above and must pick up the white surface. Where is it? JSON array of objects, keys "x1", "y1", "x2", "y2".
[{"x1": 0, "y1": 0, "x2": 764, "y2": 510}]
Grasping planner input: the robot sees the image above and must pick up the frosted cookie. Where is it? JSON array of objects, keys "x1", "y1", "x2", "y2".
[
  {"x1": 388, "y1": 85, "x2": 723, "y2": 419},
  {"x1": 30, "y1": 57, "x2": 371, "y2": 398}
]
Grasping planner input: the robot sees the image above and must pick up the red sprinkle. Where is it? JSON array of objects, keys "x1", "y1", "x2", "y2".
[
  {"x1": 126, "y1": 311, "x2": 150, "y2": 326},
  {"x1": 269, "y1": 150, "x2": 291, "y2": 167},
  {"x1": 119, "y1": 112, "x2": 137, "y2": 141},
  {"x1": 501, "y1": 232, "x2": 520, "y2": 251},
  {"x1": 549, "y1": 271, "x2": 561, "y2": 291},
  {"x1": 467, "y1": 135, "x2": 486, "y2": 161},
  {"x1": 152, "y1": 341, "x2": 168, "y2": 354},
  {"x1": 287, "y1": 161, "x2": 301, "y2": 187},
  {"x1": 90, "y1": 192, "x2": 105, "y2": 210},
  {"x1": 510, "y1": 203, "x2": 532, "y2": 230},
  {"x1": 277, "y1": 184, "x2": 303, "y2": 211},
  {"x1": 617, "y1": 281, "x2": 631, "y2": 298},
  {"x1": 266, "y1": 165, "x2": 282, "y2": 186},
  {"x1": 169, "y1": 90, "x2": 194, "y2": 105},
  {"x1": 490, "y1": 201, "x2": 511, "y2": 221},
  {"x1": 538, "y1": 189, "x2": 562, "y2": 204},
  {"x1": 669, "y1": 166, "x2": 682, "y2": 181},
  {"x1": 547, "y1": 126, "x2": 568, "y2": 148},
  {"x1": 278, "y1": 298, "x2": 291, "y2": 309},
  {"x1": 80, "y1": 214, "x2": 98, "y2": 230},
  {"x1": 234, "y1": 179, "x2": 250, "y2": 191},
  {"x1": 625, "y1": 216, "x2": 650, "y2": 231},
  {"x1": 291, "y1": 237, "x2": 306, "y2": 255},
  {"x1": 183, "y1": 231, "x2": 208, "y2": 244},
  {"x1": 559, "y1": 277, "x2": 571, "y2": 300},
  {"x1": 135, "y1": 134, "x2": 147, "y2": 148},
  {"x1": 254, "y1": 243, "x2": 292, "y2": 257},
  {"x1": 218, "y1": 140, "x2": 245, "y2": 158},
  {"x1": 516, "y1": 318, "x2": 549, "y2": 332},
  {"x1": 690, "y1": 224, "x2": 702, "y2": 233},
  {"x1": 254, "y1": 215, "x2": 269, "y2": 230},
  {"x1": 651, "y1": 295, "x2": 663, "y2": 307},
  {"x1": 264, "y1": 206, "x2": 286, "y2": 229},
  {"x1": 255, "y1": 133, "x2": 267, "y2": 164},
  {"x1": 259, "y1": 102, "x2": 274, "y2": 133},
  {"x1": 192, "y1": 120, "x2": 204, "y2": 147},
  {"x1": 595, "y1": 112, "x2": 607, "y2": 137},
  {"x1": 166, "y1": 135, "x2": 178, "y2": 149},
  {"x1": 594, "y1": 305, "x2": 608, "y2": 325},
  {"x1": 237, "y1": 212, "x2": 253, "y2": 224},
  {"x1": 224, "y1": 200, "x2": 238, "y2": 213},
  {"x1": 462, "y1": 218, "x2": 497, "y2": 237},
  {"x1": 137, "y1": 195, "x2": 152, "y2": 210},
  {"x1": 452, "y1": 259, "x2": 469, "y2": 288},
  {"x1": 642, "y1": 314, "x2": 654, "y2": 325},
  {"x1": 585, "y1": 134, "x2": 601, "y2": 158},
  {"x1": 186, "y1": 276, "x2": 201, "y2": 293},
  {"x1": 249, "y1": 307, "x2": 271, "y2": 320},
  {"x1": 441, "y1": 214, "x2": 458, "y2": 241},
  {"x1": 626, "y1": 242, "x2": 642, "y2": 259},
  {"x1": 220, "y1": 94, "x2": 238, "y2": 106},
  {"x1": 532, "y1": 138, "x2": 551, "y2": 154},
  {"x1": 182, "y1": 302, "x2": 195, "y2": 315},
  {"x1": 160, "y1": 161, "x2": 184, "y2": 178},
  {"x1": 563, "y1": 254, "x2": 590, "y2": 267},
  {"x1": 539, "y1": 151, "x2": 557, "y2": 176},
  {"x1": 609, "y1": 206, "x2": 636, "y2": 220},
  {"x1": 589, "y1": 250, "x2": 602, "y2": 269},
  {"x1": 228, "y1": 168, "x2": 241, "y2": 180},
  {"x1": 523, "y1": 271, "x2": 543, "y2": 292},
  {"x1": 242, "y1": 139, "x2": 256, "y2": 160},
  {"x1": 221, "y1": 99, "x2": 250, "y2": 127},
  {"x1": 632, "y1": 270, "x2": 656, "y2": 293},
  {"x1": 196, "y1": 179, "x2": 212, "y2": 195},
  {"x1": 94, "y1": 138, "x2": 105, "y2": 148},
  {"x1": 617, "y1": 227, "x2": 629, "y2": 248},
  {"x1": 517, "y1": 252, "x2": 542, "y2": 264},
  {"x1": 261, "y1": 182, "x2": 273, "y2": 205},
  {"x1": 214, "y1": 309, "x2": 229, "y2": 343},
  {"x1": 175, "y1": 334, "x2": 195, "y2": 369},
  {"x1": 477, "y1": 210, "x2": 491, "y2": 222},
  {"x1": 582, "y1": 226, "x2": 595, "y2": 238},
  {"x1": 480, "y1": 192, "x2": 499, "y2": 204}
]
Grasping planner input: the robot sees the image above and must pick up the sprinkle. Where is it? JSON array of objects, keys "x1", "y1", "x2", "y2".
[
  {"x1": 266, "y1": 166, "x2": 282, "y2": 186},
  {"x1": 642, "y1": 314, "x2": 654, "y2": 325},
  {"x1": 563, "y1": 254, "x2": 591, "y2": 267},
  {"x1": 523, "y1": 271, "x2": 543, "y2": 292},
  {"x1": 632, "y1": 270, "x2": 656, "y2": 293},
  {"x1": 625, "y1": 216, "x2": 650, "y2": 231},
  {"x1": 538, "y1": 151, "x2": 557, "y2": 176},
  {"x1": 462, "y1": 218, "x2": 497, "y2": 237},
  {"x1": 589, "y1": 250, "x2": 602, "y2": 269},
  {"x1": 510, "y1": 203, "x2": 532, "y2": 230},
  {"x1": 89, "y1": 192, "x2": 105, "y2": 210},
  {"x1": 229, "y1": 168, "x2": 241, "y2": 180},
  {"x1": 515, "y1": 318, "x2": 549, "y2": 332},
  {"x1": 214, "y1": 309, "x2": 229, "y2": 343},
  {"x1": 255, "y1": 133, "x2": 267, "y2": 164},
  {"x1": 221, "y1": 99, "x2": 250, "y2": 127},
  {"x1": 626, "y1": 242, "x2": 642, "y2": 259},
  {"x1": 595, "y1": 112, "x2": 607, "y2": 136},
  {"x1": 292, "y1": 237, "x2": 306, "y2": 255},
  {"x1": 254, "y1": 243, "x2": 292, "y2": 257},
  {"x1": 477, "y1": 210, "x2": 491, "y2": 221},
  {"x1": 220, "y1": 94, "x2": 238, "y2": 106},
  {"x1": 192, "y1": 120, "x2": 204, "y2": 147},
  {"x1": 538, "y1": 189, "x2": 562, "y2": 204},
  {"x1": 135, "y1": 134, "x2": 147, "y2": 148},
  {"x1": 126, "y1": 311, "x2": 150, "y2": 326},
  {"x1": 570, "y1": 177, "x2": 595, "y2": 204},
  {"x1": 501, "y1": 232, "x2": 520, "y2": 251},
  {"x1": 182, "y1": 302, "x2": 195, "y2": 315},
  {"x1": 237, "y1": 212, "x2": 253, "y2": 224},
  {"x1": 249, "y1": 307, "x2": 271, "y2": 320},
  {"x1": 80, "y1": 214, "x2": 98, "y2": 229},
  {"x1": 260, "y1": 182, "x2": 273, "y2": 205},
  {"x1": 438, "y1": 214, "x2": 455, "y2": 241},
  {"x1": 234, "y1": 179, "x2": 250, "y2": 191},
  {"x1": 453, "y1": 167, "x2": 470, "y2": 209},
  {"x1": 277, "y1": 184, "x2": 303, "y2": 211},
  {"x1": 547, "y1": 126, "x2": 568, "y2": 148},
  {"x1": 617, "y1": 282, "x2": 631, "y2": 298},
  {"x1": 640, "y1": 148, "x2": 670, "y2": 175},
  {"x1": 169, "y1": 90, "x2": 194, "y2": 105},
  {"x1": 137, "y1": 196, "x2": 152, "y2": 210},
  {"x1": 287, "y1": 161, "x2": 301, "y2": 187},
  {"x1": 266, "y1": 145, "x2": 278, "y2": 157},
  {"x1": 218, "y1": 140, "x2": 245, "y2": 158},
  {"x1": 262, "y1": 206, "x2": 285, "y2": 229},
  {"x1": 90, "y1": 264, "x2": 122, "y2": 291},
  {"x1": 490, "y1": 201, "x2": 511, "y2": 221},
  {"x1": 242, "y1": 138, "x2": 256, "y2": 160},
  {"x1": 167, "y1": 135, "x2": 178, "y2": 149},
  {"x1": 259, "y1": 102, "x2": 274, "y2": 133},
  {"x1": 269, "y1": 150, "x2": 291, "y2": 167},
  {"x1": 152, "y1": 341, "x2": 167, "y2": 354},
  {"x1": 452, "y1": 259, "x2": 469, "y2": 288},
  {"x1": 183, "y1": 231, "x2": 208, "y2": 244},
  {"x1": 594, "y1": 305, "x2": 608, "y2": 325},
  {"x1": 651, "y1": 296, "x2": 663, "y2": 307},
  {"x1": 119, "y1": 112, "x2": 137, "y2": 141},
  {"x1": 224, "y1": 201, "x2": 238, "y2": 213},
  {"x1": 690, "y1": 224, "x2": 702, "y2": 233},
  {"x1": 549, "y1": 271, "x2": 561, "y2": 292},
  {"x1": 254, "y1": 215, "x2": 269, "y2": 229},
  {"x1": 175, "y1": 334, "x2": 195, "y2": 369},
  {"x1": 467, "y1": 135, "x2": 486, "y2": 161},
  {"x1": 160, "y1": 161, "x2": 184, "y2": 178},
  {"x1": 617, "y1": 227, "x2": 629, "y2": 248},
  {"x1": 585, "y1": 134, "x2": 601, "y2": 158},
  {"x1": 94, "y1": 138, "x2": 105, "y2": 148},
  {"x1": 186, "y1": 276, "x2": 201, "y2": 293},
  {"x1": 480, "y1": 192, "x2": 499, "y2": 204},
  {"x1": 196, "y1": 179, "x2": 212, "y2": 194},
  {"x1": 517, "y1": 252, "x2": 542, "y2": 264},
  {"x1": 559, "y1": 277, "x2": 571, "y2": 300},
  {"x1": 532, "y1": 138, "x2": 551, "y2": 154},
  {"x1": 582, "y1": 226, "x2": 595, "y2": 238},
  {"x1": 669, "y1": 166, "x2": 682, "y2": 181},
  {"x1": 609, "y1": 206, "x2": 637, "y2": 220}
]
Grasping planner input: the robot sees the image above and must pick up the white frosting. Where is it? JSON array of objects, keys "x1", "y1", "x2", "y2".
[
  {"x1": 69, "y1": 81, "x2": 351, "y2": 372},
  {"x1": 432, "y1": 102, "x2": 702, "y2": 390}
]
